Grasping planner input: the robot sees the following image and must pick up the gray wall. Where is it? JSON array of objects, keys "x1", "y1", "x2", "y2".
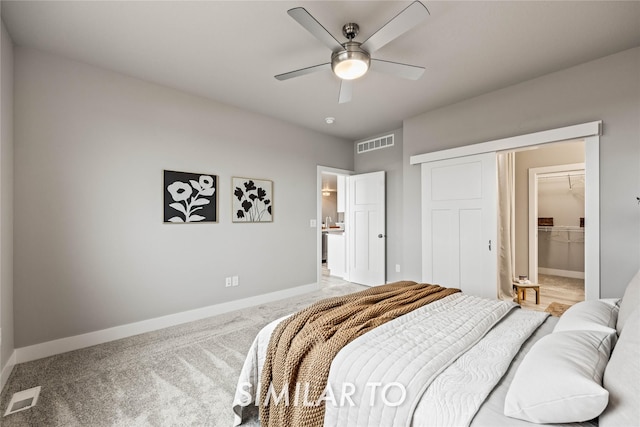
[
  {"x1": 13, "y1": 48, "x2": 353, "y2": 348},
  {"x1": 0, "y1": 20, "x2": 15, "y2": 376},
  {"x1": 403, "y1": 47, "x2": 640, "y2": 298},
  {"x1": 354, "y1": 128, "x2": 404, "y2": 283}
]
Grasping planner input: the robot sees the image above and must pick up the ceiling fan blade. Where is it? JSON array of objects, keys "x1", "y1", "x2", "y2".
[
  {"x1": 338, "y1": 80, "x2": 353, "y2": 104},
  {"x1": 275, "y1": 63, "x2": 331, "y2": 81},
  {"x1": 360, "y1": 1, "x2": 429, "y2": 54},
  {"x1": 370, "y1": 59, "x2": 425, "y2": 80},
  {"x1": 287, "y1": 7, "x2": 344, "y2": 52}
]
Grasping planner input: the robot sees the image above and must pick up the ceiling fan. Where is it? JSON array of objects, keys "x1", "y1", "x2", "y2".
[{"x1": 275, "y1": 1, "x2": 430, "y2": 104}]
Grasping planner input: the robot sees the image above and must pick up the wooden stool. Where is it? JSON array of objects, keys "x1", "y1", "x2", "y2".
[{"x1": 513, "y1": 283, "x2": 540, "y2": 305}]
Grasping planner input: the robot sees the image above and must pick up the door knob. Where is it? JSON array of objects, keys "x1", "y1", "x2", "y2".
[{"x1": 378, "y1": 234, "x2": 385, "y2": 238}]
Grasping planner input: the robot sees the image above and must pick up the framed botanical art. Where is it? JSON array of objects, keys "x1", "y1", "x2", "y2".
[
  {"x1": 163, "y1": 170, "x2": 217, "y2": 223},
  {"x1": 232, "y1": 177, "x2": 273, "y2": 223}
]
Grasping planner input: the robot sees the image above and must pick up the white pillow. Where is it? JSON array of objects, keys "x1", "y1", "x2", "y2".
[
  {"x1": 600, "y1": 307, "x2": 640, "y2": 427},
  {"x1": 554, "y1": 300, "x2": 618, "y2": 334},
  {"x1": 617, "y1": 269, "x2": 640, "y2": 335},
  {"x1": 504, "y1": 330, "x2": 614, "y2": 423}
]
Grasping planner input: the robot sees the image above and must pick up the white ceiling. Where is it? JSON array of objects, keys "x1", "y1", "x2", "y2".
[{"x1": 2, "y1": 1, "x2": 640, "y2": 141}]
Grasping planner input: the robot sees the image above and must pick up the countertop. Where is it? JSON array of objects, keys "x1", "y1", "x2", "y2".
[{"x1": 322, "y1": 226, "x2": 344, "y2": 233}]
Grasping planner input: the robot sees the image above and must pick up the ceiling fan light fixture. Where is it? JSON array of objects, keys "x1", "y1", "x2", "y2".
[
  {"x1": 279, "y1": 3, "x2": 429, "y2": 102},
  {"x1": 331, "y1": 43, "x2": 370, "y2": 80}
]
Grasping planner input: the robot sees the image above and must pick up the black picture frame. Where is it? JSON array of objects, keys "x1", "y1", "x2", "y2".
[{"x1": 163, "y1": 170, "x2": 218, "y2": 223}]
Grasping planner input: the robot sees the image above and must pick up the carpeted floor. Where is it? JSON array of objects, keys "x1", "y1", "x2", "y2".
[
  {"x1": 0, "y1": 274, "x2": 365, "y2": 427},
  {"x1": 1, "y1": 273, "x2": 585, "y2": 425}
]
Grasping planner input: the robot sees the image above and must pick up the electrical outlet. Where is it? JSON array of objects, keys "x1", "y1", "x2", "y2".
[
  {"x1": 310, "y1": 219, "x2": 317, "y2": 227},
  {"x1": 395, "y1": 264, "x2": 401, "y2": 273},
  {"x1": 225, "y1": 277, "x2": 232, "y2": 287},
  {"x1": 232, "y1": 276, "x2": 239, "y2": 287}
]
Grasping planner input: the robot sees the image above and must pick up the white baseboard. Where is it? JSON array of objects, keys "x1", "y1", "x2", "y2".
[
  {"x1": 1, "y1": 350, "x2": 16, "y2": 393},
  {"x1": 15, "y1": 282, "x2": 320, "y2": 364},
  {"x1": 538, "y1": 267, "x2": 585, "y2": 280}
]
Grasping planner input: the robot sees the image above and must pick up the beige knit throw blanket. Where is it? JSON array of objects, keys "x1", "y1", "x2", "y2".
[{"x1": 258, "y1": 281, "x2": 460, "y2": 427}]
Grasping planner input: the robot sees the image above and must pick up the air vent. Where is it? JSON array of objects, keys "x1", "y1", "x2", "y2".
[
  {"x1": 4, "y1": 386, "x2": 41, "y2": 416},
  {"x1": 357, "y1": 134, "x2": 394, "y2": 154}
]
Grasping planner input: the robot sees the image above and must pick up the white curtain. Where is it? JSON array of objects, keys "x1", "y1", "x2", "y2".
[{"x1": 497, "y1": 152, "x2": 516, "y2": 299}]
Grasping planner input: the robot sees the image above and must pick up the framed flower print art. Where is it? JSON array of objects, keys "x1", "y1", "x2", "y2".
[
  {"x1": 232, "y1": 177, "x2": 273, "y2": 223},
  {"x1": 163, "y1": 170, "x2": 217, "y2": 223}
]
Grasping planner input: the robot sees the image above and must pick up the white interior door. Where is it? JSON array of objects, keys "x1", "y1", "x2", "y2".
[
  {"x1": 347, "y1": 171, "x2": 385, "y2": 286},
  {"x1": 422, "y1": 153, "x2": 497, "y2": 298}
]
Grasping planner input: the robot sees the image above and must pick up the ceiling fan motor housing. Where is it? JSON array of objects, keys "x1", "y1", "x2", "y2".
[{"x1": 331, "y1": 42, "x2": 371, "y2": 80}]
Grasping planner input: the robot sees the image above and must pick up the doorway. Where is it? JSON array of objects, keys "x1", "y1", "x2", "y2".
[
  {"x1": 411, "y1": 121, "x2": 600, "y2": 302},
  {"x1": 317, "y1": 166, "x2": 351, "y2": 284},
  {"x1": 317, "y1": 166, "x2": 387, "y2": 287},
  {"x1": 503, "y1": 140, "x2": 587, "y2": 312},
  {"x1": 321, "y1": 171, "x2": 347, "y2": 276},
  {"x1": 525, "y1": 159, "x2": 587, "y2": 314},
  {"x1": 526, "y1": 157, "x2": 586, "y2": 310}
]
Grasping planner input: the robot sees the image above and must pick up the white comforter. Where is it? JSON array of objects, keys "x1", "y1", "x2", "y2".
[{"x1": 233, "y1": 293, "x2": 548, "y2": 427}]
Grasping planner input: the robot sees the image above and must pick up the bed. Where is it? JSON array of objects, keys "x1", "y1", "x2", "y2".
[{"x1": 232, "y1": 271, "x2": 640, "y2": 427}]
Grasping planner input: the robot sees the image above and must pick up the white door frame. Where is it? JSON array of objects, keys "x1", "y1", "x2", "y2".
[
  {"x1": 410, "y1": 121, "x2": 601, "y2": 300},
  {"x1": 528, "y1": 162, "x2": 585, "y2": 285},
  {"x1": 317, "y1": 166, "x2": 353, "y2": 284}
]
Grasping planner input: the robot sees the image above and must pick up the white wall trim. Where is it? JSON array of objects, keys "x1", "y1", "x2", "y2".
[
  {"x1": 410, "y1": 121, "x2": 601, "y2": 165},
  {"x1": 14, "y1": 282, "x2": 319, "y2": 364},
  {"x1": 0, "y1": 350, "x2": 16, "y2": 393},
  {"x1": 539, "y1": 267, "x2": 585, "y2": 280},
  {"x1": 583, "y1": 135, "x2": 600, "y2": 299}
]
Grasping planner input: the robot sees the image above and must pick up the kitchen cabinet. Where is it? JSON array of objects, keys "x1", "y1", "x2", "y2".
[{"x1": 327, "y1": 231, "x2": 346, "y2": 278}]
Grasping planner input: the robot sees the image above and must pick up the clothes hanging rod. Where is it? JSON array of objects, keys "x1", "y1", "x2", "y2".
[
  {"x1": 537, "y1": 225, "x2": 584, "y2": 232},
  {"x1": 537, "y1": 173, "x2": 585, "y2": 179}
]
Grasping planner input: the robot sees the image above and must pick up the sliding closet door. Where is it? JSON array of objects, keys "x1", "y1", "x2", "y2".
[{"x1": 421, "y1": 153, "x2": 498, "y2": 298}]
